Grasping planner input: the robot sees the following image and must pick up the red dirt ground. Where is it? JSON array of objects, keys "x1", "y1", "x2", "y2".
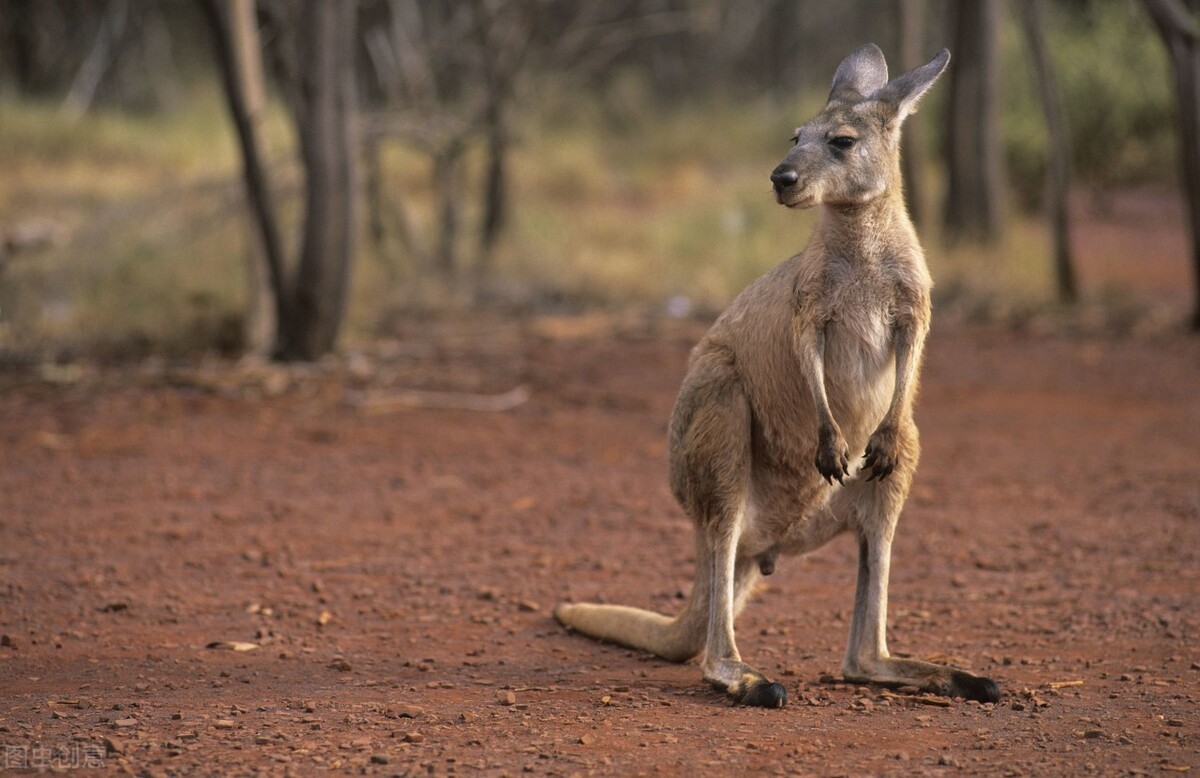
[{"x1": 1, "y1": 315, "x2": 1198, "y2": 776}]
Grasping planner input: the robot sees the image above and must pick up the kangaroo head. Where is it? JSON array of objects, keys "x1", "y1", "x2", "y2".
[{"x1": 771, "y1": 44, "x2": 950, "y2": 209}]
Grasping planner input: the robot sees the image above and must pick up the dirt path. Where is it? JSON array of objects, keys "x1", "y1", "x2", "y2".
[{"x1": 1, "y1": 317, "x2": 1197, "y2": 776}]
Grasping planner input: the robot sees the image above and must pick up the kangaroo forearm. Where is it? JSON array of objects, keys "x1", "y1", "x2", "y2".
[
  {"x1": 881, "y1": 322, "x2": 924, "y2": 428},
  {"x1": 797, "y1": 322, "x2": 837, "y2": 430}
]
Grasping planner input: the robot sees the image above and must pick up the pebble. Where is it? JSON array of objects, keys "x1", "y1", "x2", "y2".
[
  {"x1": 498, "y1": 691, "x2": 517, "y2": 706},
  {"x1": 403, "y1": 732, "x2": 424, "y2": 744},
  {"x1": 102, "y1": 736, "x2": 125, "y2": 755},
  {"x1": 215, "y1": 719, "x2": 236, "y2": 730},
  {"x1": 113, "y1": 718, "x2": 138, "y2": 728},
  {"x1": 371, "y1": 753, "x2": 391, "y2": 764},
  {"x1": 579, "y1": 734, "x2": 596, "y2": 745}
]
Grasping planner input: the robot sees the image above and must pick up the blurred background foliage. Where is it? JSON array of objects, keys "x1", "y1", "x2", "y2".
[{"x1": 0, "y1": 0, "x2": 1193, "y2": 362}]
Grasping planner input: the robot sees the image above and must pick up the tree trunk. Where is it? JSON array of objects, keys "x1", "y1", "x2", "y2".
[
  {"x1": 276, "y1": 0, "x2": 359, "y2": 360},
  {"x1": 943, "y1": 0, "x2": 1004, "y2": 245},
  {"x1": 897, "y1": 0, "x2": 929, "y2": 230},
  {"x1": 478, "y1": 105, "x2": 509, "y2": 277},
  {"x1": 1018, "y1": 0, "x2": 1077, "y2": 304},
  {"x1": 433, "y1": 142, "x2": 464, "y2": 283},
  {"x1": 199, "y1": 0, "x2": 291, "y2": 344},
  {"x1": 61, "y1": 0, "x2": 129, "y2": 120},
  {"x1": 1143, "y1": 0, "x2": 1200, "y2": 329},
  {"x1": 228, "y1": 0, "x2": 277, "y2": 356}
]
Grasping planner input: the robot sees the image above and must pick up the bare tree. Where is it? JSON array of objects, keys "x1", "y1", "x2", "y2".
[
  {"x1": 896, "y1": 0, "x2": 929, "y2": 230},
  {"x1": 202, "y1": 0, "x2": 359, "y2": 361},
  {"x1": 200, "y1": 0, "x2": 290, "y2": 342},
  {"x1": 1018, "y1": 0, "x2": 1077, "y2": 304},
  {"x1": 228, "y1": 0, "x2": 275, "y2": 356},
  {"x1": 1143, "y1": 0, "x2": 1200, "y2": 329},
  {"x1": 943, "y1": 0, "x2": 1004, "y2": 245},
  {"x1": 280, "y1": 0, "x2": 359, "y2": 360}
]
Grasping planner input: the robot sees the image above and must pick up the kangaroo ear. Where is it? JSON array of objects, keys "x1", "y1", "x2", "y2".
[
  {"x1": 829, "y1": 44, "x2": 889, "y2": 102},
  {"x1": 873, "y1": 49, "x2": 951, "y2": 123}
]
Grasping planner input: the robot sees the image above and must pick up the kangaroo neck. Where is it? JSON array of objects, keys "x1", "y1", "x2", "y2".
[{"x1": 813, "y1": 190, "x2": 911, "y2": 264}]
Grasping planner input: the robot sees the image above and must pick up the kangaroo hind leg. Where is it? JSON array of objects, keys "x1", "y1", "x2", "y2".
[
  {"x1": 672, "y1": 357, "x2": 786, "y2": 708},
  {"x1": 835, "y1": 448, "x2": 1000, "y2": 703},
  {"x1": 700, "y1": 527, "x2": 786, "y2": 707}
]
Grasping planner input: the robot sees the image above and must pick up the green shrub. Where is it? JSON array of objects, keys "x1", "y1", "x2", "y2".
[{"x1": 1003, "y1": 0, "x2": 1175, "y2": 208}]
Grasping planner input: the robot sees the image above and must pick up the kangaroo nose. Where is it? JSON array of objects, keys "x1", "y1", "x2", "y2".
[{"x1": 770, "y1": 166, "x2": 799, "y2": 189}]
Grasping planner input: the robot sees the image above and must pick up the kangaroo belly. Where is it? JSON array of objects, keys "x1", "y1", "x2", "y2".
[{"x1": 825, "y1": 310, "x2": 894, "y2": 448}]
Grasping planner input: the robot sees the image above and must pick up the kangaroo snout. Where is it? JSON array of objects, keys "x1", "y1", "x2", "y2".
[{"x1": 770, "y1": 165, "x2": 799, "y2": 190}]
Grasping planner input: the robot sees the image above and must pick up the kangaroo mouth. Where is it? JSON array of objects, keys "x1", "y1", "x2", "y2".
[{"x1": 774, "y1": 187, "x2": 816, "y2": 209}]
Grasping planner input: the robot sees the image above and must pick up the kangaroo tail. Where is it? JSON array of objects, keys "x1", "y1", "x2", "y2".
[{"x1": 554, "y1": 589, "x2": 705, "y2": 663}]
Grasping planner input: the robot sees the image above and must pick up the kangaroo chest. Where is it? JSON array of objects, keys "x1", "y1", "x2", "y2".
[{"x1": 820, "y1": 265, "x2": 896, "y2": 435}]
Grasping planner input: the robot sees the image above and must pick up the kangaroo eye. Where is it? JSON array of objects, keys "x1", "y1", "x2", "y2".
[{"x1": 829, "y1": 136, "x2": 856, "y2": 150}]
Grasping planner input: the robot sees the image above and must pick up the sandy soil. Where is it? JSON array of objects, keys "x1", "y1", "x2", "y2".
[{"x1": 1, "y1": 314, "x2": 1198, "y2": 777}]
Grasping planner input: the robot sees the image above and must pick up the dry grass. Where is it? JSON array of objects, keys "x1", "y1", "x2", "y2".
[{"x1": 0, "y1": 82, "x2": 1177, "y2": 360}]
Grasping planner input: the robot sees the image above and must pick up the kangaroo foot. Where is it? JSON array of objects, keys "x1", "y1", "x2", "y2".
[
  {"x1": 940, "y1": 670, "x2": 1001, "y2": 703},
  {"x1": 844, "y1": 657, "x2": 1000, "y2": 704},
  {"x1": 704, "y1": 660, "x2": 788, "y2": 708}
]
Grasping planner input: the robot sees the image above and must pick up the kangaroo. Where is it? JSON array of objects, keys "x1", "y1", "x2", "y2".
[{"x1": 554, "y1": 44, "x2": 1000, "y2": 708}]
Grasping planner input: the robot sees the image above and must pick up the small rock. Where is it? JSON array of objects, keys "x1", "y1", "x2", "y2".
[
  {"x1": 370, "y1": 753, "x2": 391, "y2": 764},
  {"x1": 328, "y1": 657, "x2": 352, "y2": 672},
  {"x1": 1011, "y1": 701, "x2": 1026, "y2": 711},
  {"x1": 1165, "y1": 719, "x2": 1184, "y2": 727},
  {"x1": 498, "y1": 690, "x2": 517, "y2": 706},
  {"x1": 255, "y1": 735, "x2": 271, "y2": 745},
  {"x1": 1083, "y1": 729, "x2": 1105, "y2": 739},
  {"x1": 459, "y1": 712, "x2": 476, "y2": 723},
  {"x1": 0, "y1": 634, "x2": 15, "y2": 649},
  {"x1": 403, "y1": 732, "x2": 423, "y2": 744},
  {"x1": 171, "y1": 712, "x2": 183, "y2": 720},
  {"x1": 102, "y1": 736, "x2": 124, "y2": 755},
  {"x1": 317, "y1": 611, "x2": 333, "y2": 627},
  {"x1": 517, "y1": 600, "x2": 540, "y2": 613},
  {"x1": 214, "y1": 719, "x2": 236, "y2": 730},
  {"x1": 396, "y1": 704, "x2": 423, "y2": 719},
  {"x1": 579, "y1": 734, "x2": 596, "y2": 745},
  {"x1": 113, "y1": 718, "x2": 137, "y2": 728}
]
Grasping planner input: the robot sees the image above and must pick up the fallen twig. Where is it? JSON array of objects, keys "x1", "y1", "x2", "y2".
[
  {"x1": 348, "y1": 385, "x2": 531, "y2": 413},
  {"x1": 1047, "y1": 680, "x2": 1084, "y2": 689}
]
